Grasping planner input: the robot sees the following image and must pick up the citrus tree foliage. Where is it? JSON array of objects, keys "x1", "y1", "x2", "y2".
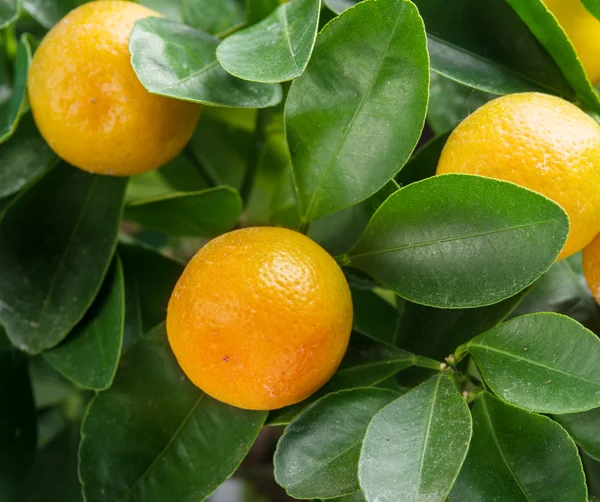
[{"x1": 1, "y1": 0, "x2": 600, "y2": 501}]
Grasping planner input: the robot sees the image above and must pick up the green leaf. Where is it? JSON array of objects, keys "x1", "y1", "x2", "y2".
[
  {"x1": 397, "y1": 292, "x2": 526, "y2": 361},
  {"x1": 427, "y1": 73, "x2": 493, "y2": 135},
  {"x1": 139, "y1": 0, "x2": 182, "y2": 21},
  {"x1": 275, "y1": 388, "x2": 399, "y2": 499},
  {"x1": 358, "y1": 373, "x2": 472, "y2": 501},
  {"x1": 181, "y1": 0, "x2": 244, "y2": 36},
  {"x1": 309, "y1": 181, "x2": 398, "y2": 256},
  {"x1": 396, "y1": 130, "x2": 449, "y2": 188},
  {"x1": 413, "y1": 0, "x2": 574, "y2": 97},
  {"x1": 583, "y1": 452, "x2": 600, "y2": 499},
  {"x1": 507, "y1": 0, "x2": 600, "y2": 112},
  {"x1": 267, "y1": 333, "x2": 414, "y2": 425},
  {"x1": 79, "y1": 324, "x2": 266, "y2": 502},
  {"x1": 246, "y1": 0, "x2": 280, "y2": 24},
  {"x1": 44, "y1": 258, "x2": 125, "y2": 390},
  {"x1": 119, "y1": 243, "x2": 184, "y2": 348},
  {"x1": 124, "y1": 186, "x2": 242, "y2": 237},
  {"x1": 286, "y1": 0, "x2": 429, "y2": 222},
  {"x1": 323, "y1": 0, "x2": 360, "y2": 13},
  {"x1": 351, "y1": 287, "x2": 398, "y2": 345},
  {"x1": 0, "y1": 113, "x2": 57, "y2": 198},
  {"x1": 188, "y1": 108, "x2": 257, "y2": 190},
  {"x1": 0, "y1": 351, "x2": 37, "y2": 502},
  {"x1": 217, "y1": 0, "x2": 320, "y2": 83},
  {"x1": 0, "y1": 34, "x2": 33, "y2": 144},
  {"x1": 0, "y1": 0, "x2": 18, "y2": 28},
  {"x1": 130, "y1": 18, "x2": 282, "y2": 108},
  {"x1": 465, "y1": 313, "x2": 600, "y2": 414},
  {"x1": 554, "y1": 407, "x2": 600, "y2": 461},
  {"x1": 451, "y1": 392, "x2": 587, "y2": 502},
  {"x1": 0, "y1": 164, "x2": 127, "y2": 354},
  {"x1": 345, "y1": 174, "x2": 569, "y2": 309},
  {"x1": 511, "y1": 253, "x2": 600, "y2": 333},
  {"x1": 21, "y1": 0, "x2": 91, "y2": 29},
  {"x1": 583, "y1": 0, "x2": 600, "y2": 19},
  {"x1": 29, "y1": 357, "x2": 75, "y2": 409}
]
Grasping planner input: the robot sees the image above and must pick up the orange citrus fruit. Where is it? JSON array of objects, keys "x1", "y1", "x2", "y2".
[
  {"x1": 436, "y1": 92, "x2": 600, "y2": 260},
  {"x1": 27, "y1": 1, "x2": 201, "y2": 176},
  {"x1": 166, "y1": 227, "x2": 353, "y2": 410},
  {"x1": 543, "y1": 0, "x2": 600, "y2": 84},
  {"x1": 583, "y1": 233, "x2": 600, "y2": 305}
]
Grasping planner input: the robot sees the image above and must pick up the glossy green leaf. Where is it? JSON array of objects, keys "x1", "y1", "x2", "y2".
[
  {"x1": 397, "y1": 292, "x2": 526, "y2": 361},
  {"x1": 309, "y1": 182, "x2": 398, "y2": 256},
  {"x1": 275, "y1": 388, "x2": 399, "y2": 499},
  {"x1": 345, "y1": 174, "x2": 569, "y2": 309},
  {"x1": 465, "y1": 313, "x2": 600, "y2": 414},
  {"x1": 267, "y1": 333, "x2": 415, "y2": 425},
  {"x1": 0, "y1": 351, "x2": 37, "y2": 502},
  {"x1": 130, "y1": 18, "x2": 282, "y2": 108},
  {"x1": 554, "y1": 407, "x2": 600, "y2": 461},
  {"x1": 323, "y1": 0, "x2": 360, "y2": 13},
  {"x1": 451, "y1": 392, "x2": 587, "y2": 502},
  {"x1": 427, "y1": 73, "x2": 493, "y2": 135},
  {"x1": 124, "y1": 186, "x2": 242, "y2": 237},
  {"x1": 351, "y1": 287, "x2": 398, "y2": 345},
  {"x1": 396, "y1": 131, "x2": 449, "y2": 188},
  {"x1": 358, "y1": 373, "x2": 472, "y2": 501},
  {"x1": 0, "y1": 113, "x2": 57, "y2": 198},
  {"x1": 583, "y1": 0, "x2": 600, "y2": 19},
  {"x1": 79, "y1": 324, "x2": 266, "y2": 502},
  {"x1": 286, "y1": 0, "x2": 429, "y2": 222},
  {"x1": 413, "y1": 0, "x2": 574, "y2": 97},
  {"x1": 44, "y1": 258, "x2": 124, "y2": 390},
  {"x1": 181, "y1": 0, "x2": 244, "y2": 36},
  {"x1": 0, "y1": 164, "x2": 127, "y2": 354},
  {"x1": 0, "y1": 0, "x2": 18, "y2": 28},
  {"x1": 246, "y1": 0, "x2": 280, "y2": 24},
  {"x1": 507, "y1": 0, "x2": 600, "y2": 112},
  {"x1": 0, "y1": 34, "x2": 34, "y2": 144},
  {"x1": 217, "y1": 0, "x2": 320, "y2": 83},
  {"x1": 119, "y1": 243, "x2": 184, "y2": 348},
  {"x1": 511, "y1": 253, "x2": 600, "y2": 333}
]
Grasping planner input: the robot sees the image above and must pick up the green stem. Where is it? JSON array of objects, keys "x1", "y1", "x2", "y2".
[
  {"x1": 413, "y1": 355, "x2": 442, "y2": 371},
  {"x1": 4, "y1": 25, "x2": 17, "y2": 61},
  {"x1": 240, "y1": 109, "x2": 268, "y2": 205},
  {"x1": 298, "y1": 220, "x2": 311, "y2": 235},
  {"x1": 183, "y1": 145, "x2": 218, "y2": 188},
  {"x1": 335, "y1": 253, "x2": 351, "y2": 267}
]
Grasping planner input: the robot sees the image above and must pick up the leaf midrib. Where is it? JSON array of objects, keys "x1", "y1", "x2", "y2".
[{"x1": 415, "y1": 374, "x2": 442, "y2": 496}]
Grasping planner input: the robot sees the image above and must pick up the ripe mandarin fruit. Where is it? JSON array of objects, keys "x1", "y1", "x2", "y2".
[
  {"x1": 166, "y1": 227, "x2": 353, "y2": 410},
  {"x1": 583, "y1": 233, "x2": 600, "y2": 305},
  {"x1": 436, "y1": 92, "x2": 600, "y2": 260},
  {"x1": 27, "y1": 1, "x2": 201, "y2": 176},
  {"x1": 542, "y1": 0, "x2": 600, "y2": 84}
]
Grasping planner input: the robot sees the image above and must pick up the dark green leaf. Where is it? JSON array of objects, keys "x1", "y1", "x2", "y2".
[
  {"x1": 554, "y1": 407, "x2": 600, "y2": 461},
  {"x1": 583, "y1": 0, "x2": 600, "y2": 19},
  {"x1": 80, "y1": 324, "x2": 266, "y2": 502},
  {"x1": 130, "y1": 18, "x2": 282, "y2": 108},
  {"x1": 0, "y1": 351, "x2": 37, "y2": 502},
  {"x1": 275, "y1": 388, "x2": 399, "y2": 499},
  {"x1": 583, "y1": 452, "x2": 600, "y2": 499},
  {"x1": 507, "y1": 0, "x2": 600, "y2": 112},
  {"x1": 286, "y1": 0, "x2": 429, "y2": 222},
  {"x1": 217, "y1": 0, "x2": 320, "y2": 83},
  {"x1": 0, "y1": 164, "x2": 126, "y2": 354},
  {"x1": 0, "y1": 0, "x2": 18, "y2": 28},
  {"x1": 323, "y1": 0, "x2": 360, "y2": 13},
  {"x1": 119, "y1": 243, "x2": 184, "y2": 348},
  {"x1": 396, "y1": 130, "x2": 449, "y2": 188},
  {"x1": 413, "y1": 0, "x2": 574, "y2": 96},
  {"x1": 0, "y1": 113, "x2": 57, "y2": 198},
  {"x1": 465, "y1": 313, "x2": 600, "y2": 414},
  {"x1": 0, "y1": 34, "x2": 33, "y2": 144},
  {"x1": 267, "y1": 333, "x2": 414, "y2": 425},
  {"x1": 124, "y1": 186, "x2": 242, "y2": 237},
  {"x1": 451, "y1": 392, "x2": 587, "y2": 502},
  {"x1": 351, "y1": 287, "x2": 398, "y2": 345},
  {"x1": 397, "y1": 292, "x2": 526, "y2": 361},
  {"x1": 246, "y1": 0, "x2": 280, "y2": 24},
  {"x1": 511, "y1": 253, "x2": 600, "y2": 335},
  {"x1": 346, "y1": 174, "x2": 569, "y2": 309},
  {"x1": 21, "y1": 0, "x2": 89, "y2": 29},
  {"x1": 359, "y1": 373, "x2": 472, "y2": 501},
  {"x1": 427, "y1": 73, "x2": 493, "y2": 135},
  {"x1": 181, "y1": 0, "x2": 244, "y2": 36},
  {"x1": 44, "y1": 258, "x2": 125, "y2": 390}
]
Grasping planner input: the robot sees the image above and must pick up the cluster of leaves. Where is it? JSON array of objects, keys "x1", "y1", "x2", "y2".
[{"x1": 2, "y1": 0, "x2": 600, "y2": 501}]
